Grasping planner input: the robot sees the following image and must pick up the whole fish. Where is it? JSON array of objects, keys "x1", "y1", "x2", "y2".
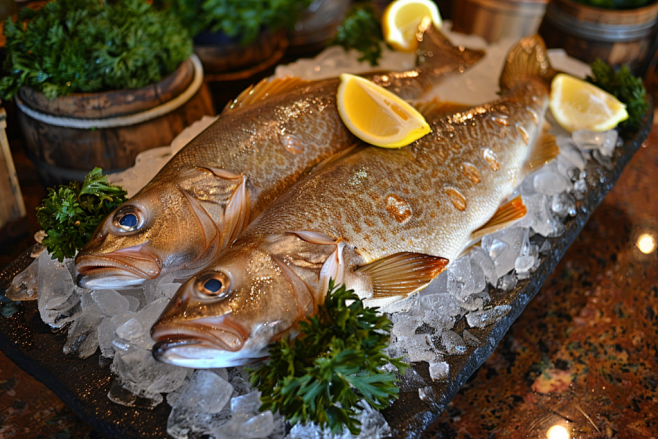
[
  {"x1": 151, "y1": 36, "x2": 559, "y2": 368},
  {"x1": 75, "y1": 24, "x2": 483, "y2": 290}
]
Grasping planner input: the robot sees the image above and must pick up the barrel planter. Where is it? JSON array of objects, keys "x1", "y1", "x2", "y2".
[
  {"x1": 193, "y1": 28, "x2": 288, "y2": 75},
  {"x1": 538, "y1": 0, "x2": 658, "y2": 74},
  {"x1": 15, "y1": 55, "x2": 214, "y2": 187},
  {"x1": 452, "y1": 0, "x2": 549, "y2": 43}
]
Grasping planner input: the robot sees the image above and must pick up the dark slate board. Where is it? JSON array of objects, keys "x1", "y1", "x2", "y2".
[{"x1": 0, "y1": 106, "x2": 653, "y2": 439}]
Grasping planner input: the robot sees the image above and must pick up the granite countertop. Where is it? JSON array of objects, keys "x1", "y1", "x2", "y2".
[{"x1": 2, "y1": 107, "x2": 658, "y2": 439}]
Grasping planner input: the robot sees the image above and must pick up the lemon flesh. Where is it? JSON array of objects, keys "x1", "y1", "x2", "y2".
[
  {"x1": 549, "y1": 73, "x2": 628, "y2": 133},
  {"x1": 337, "y1": 73, "x2": 431, "y2": 148},
  {"x1": 382, "y1": 0, "x2": 442, "y2": 52}
]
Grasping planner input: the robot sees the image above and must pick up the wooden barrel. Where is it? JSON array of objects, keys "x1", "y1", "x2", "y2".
[
  {"x1": 16, "y1": 56, "x2": 214, "y2": 187},
  {"x1": 194, "y1": 29, "x2": 288, "y2": 74},
  {"x1": 539, "y1": 0, "x2": 658, "y2": 74},
  {"x1": 452, "y1": 0, "x2": 549, "y2": 43}
]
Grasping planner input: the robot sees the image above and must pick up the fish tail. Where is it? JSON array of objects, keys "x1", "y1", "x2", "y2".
[
  {"x1": 415, "y1": 19, "x2": 485, "y2": 85},
  {"x1": 499, "y1": 35, "x2": 556, "y2": 91}
]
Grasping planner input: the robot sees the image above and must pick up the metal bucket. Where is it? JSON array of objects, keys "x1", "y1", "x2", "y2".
[{"x1": 452, "y1": 0, "x2": 549, "y2": 43}]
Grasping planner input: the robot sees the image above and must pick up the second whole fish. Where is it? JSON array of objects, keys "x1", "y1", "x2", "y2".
[
  {"x1": 151, "y1": 36, "x2": 561, "y2": 368},
  {"x1": 74, "y1": 23, "x2": 483, "y2": 290}
]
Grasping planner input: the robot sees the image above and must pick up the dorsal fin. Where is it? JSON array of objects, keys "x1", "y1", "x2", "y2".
[
  {"x1": 470, "y1": 196, "x2": 527, "y2": 243},
  {"x1": 499, "y1": 35, "x2": 556, "y2": 91},
  {"x1": 357, "y1": 252, "x2": 448, "y2": 298},
  {"x1": 222, "y1": 77, "x2": 312, "y2": 114}
]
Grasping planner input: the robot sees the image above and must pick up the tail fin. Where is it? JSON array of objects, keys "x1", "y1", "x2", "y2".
[
  {"x1": 415, "y1": 18, "x2": 485, "y2": 85},
  {"x1": 499, "y1": 35, "x2": 556, "y2": 92}
]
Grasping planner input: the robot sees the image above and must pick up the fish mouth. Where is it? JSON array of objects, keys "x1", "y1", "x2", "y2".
[
  {"x1": 76, "y1": 245, "x2": 161, "y2": 289},
  {"x1": 151, "y1": 317, "x2": 253, "y2": 368}
]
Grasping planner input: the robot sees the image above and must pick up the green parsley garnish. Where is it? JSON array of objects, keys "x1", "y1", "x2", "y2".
[
  {"x1": 0, "y1": 0, "x2": 192, "y2": 100},
  {"x1": 330, "y1": 3, "x2": 386, "y2": 67},
  {"x1": 249, "y1": 280, "x2": 407, "y2": 435},
  {"x1": 586, "y1": 59, "x2": 649, "y2": 131},
  {"x1": 36, "y1": 168, "x2": 127, "y2": 262}
]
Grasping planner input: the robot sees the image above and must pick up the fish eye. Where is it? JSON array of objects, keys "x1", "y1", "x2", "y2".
[
  {"x1": 195, "y1": 271, "x2": 231, "y2": 299},
  {"x1": 113, "y1": 207, "x2": 145, "y2": 233}
]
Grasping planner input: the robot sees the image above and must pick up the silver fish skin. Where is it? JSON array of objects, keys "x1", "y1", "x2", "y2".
[
  {"x1": 75, "y1": 24, "x2": 484, "y2": 290},
  {"x1": 151, "y1": 36, "x2": 557, "y2": 368}
]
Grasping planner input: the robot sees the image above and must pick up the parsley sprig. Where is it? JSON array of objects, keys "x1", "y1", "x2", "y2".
[
  {"x1": 36, "y1": 168, "x2": 127, "y2": 262},
  {"x1": 330, "y1": 3, "x2": 385, "y2": 67},
  {"x1": 0, "y1": 0, "x2": 192, "y2": 100},
  {"x1": 249, "y1": 281, "x2": 407, "y2": 435},
  {"x1": 587, "y1": 59, "x2": 649, "y2": 131}
]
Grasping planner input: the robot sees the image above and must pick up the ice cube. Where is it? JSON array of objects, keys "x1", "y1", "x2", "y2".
[
  {"x1": 63, "y1": 311, "x2": 103, "y2": 358},
  {"x1": 447, "y1": 256, "x2": 478, "y2": 299},
  {"x1": 533, "y1": 168, "x2": 569, "y2": 195},
  {"x1": 92, "y1": 290, "x2": 130, "y2": 316},
  {"x1": 231, "y1": 390, "x2": 262, "y2": 420},
  {"x1": 466, "y1": 305, "x2": 512, "y2": 328},
  {"x1": 497, "y1": 273, "x2": 518, "y2": 291},
  {"x1": 440, "y1": 330, "x2": 467, "y2": 355},
  {"x1": 483, "y1": 227, "x2": 525, "y2": 279},
  {"x1": 551, "y1": 193, "x2": 577, "y2": 218},
  {"x1": 238, "y1": 411, "x2": 274, "y2": 438},
  {"x1": 428, "y1": 361, "x2": 450, "y2": 382},
  {"x1": 116, "y1": 318, "x2": 144, "y2": 341},
  {"x1": 6, "y1": 253, "x2": 41, "y2": 301},
  {"x1": 391, "y1": 314, "x2": 422, "y2": 337},
  {"x1": 515, "y1": 255, "x2": 536, "y2": 279},
  {"x1": 108, "y1": 378, "x2": 162, "y2": 409},
  {"x1": 572, "y1": 129, "x2": 617, "y2": 156},
  {"x1": 469, "y1": 246, "x2": 496, "y2": 285},
  {"x1": 486, "y1": 238, "x2": 509, "y2": 261},
  {"x1": 556, "y1": 137, "x2": 587, "y2": 170},
  {"x1": 111, "y1": 346, "x2": 188, "y2": 404},
  {"x1": 38, "y1": 254, "x2": 80, "y2": 327},
  {"x1": 518, "y1": 194, "x2": 565, "y2": 237}
]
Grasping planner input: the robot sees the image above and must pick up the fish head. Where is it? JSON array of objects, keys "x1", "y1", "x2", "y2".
[
  {"x1": 151, "y1": 239, "x2": 314, "y2": 368},
  {"x1": 76, "y1": 166, "x2": 247, "y2": 289}
]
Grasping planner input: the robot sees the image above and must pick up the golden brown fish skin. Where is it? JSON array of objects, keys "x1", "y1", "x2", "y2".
[
  {"x1": 152, "y1": 36, "x2": 554, "y2": 368},
  {"x1": 76, "y1": 26, "x2": 484, "y2": 290}
]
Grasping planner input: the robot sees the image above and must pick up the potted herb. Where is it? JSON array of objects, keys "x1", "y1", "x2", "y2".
[
  {"x1": 159, "y1": 0, "x2": 313, "y2": 73},
  {"x1": 0, "y1": 0, "x2": 215, "y2": 186},
  {"x1": 538, "y1": 0, "x2": 658, "y2": 74}
]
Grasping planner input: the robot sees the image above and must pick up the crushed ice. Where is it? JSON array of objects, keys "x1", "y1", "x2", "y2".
[{"x1": 3, "y1": 24, "x2": 613, "y2": 439}]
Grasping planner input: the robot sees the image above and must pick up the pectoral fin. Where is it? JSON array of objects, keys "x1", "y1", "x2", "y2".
[
  {"x1": 520, "y1": 128, "x2": 560, "y2": 181},
  {"x1": 469, "y1": 195, "x2": 527, "y2": 244},
  {"x1": 357, "y1": 252, "x2": 448, "y2": 298}
]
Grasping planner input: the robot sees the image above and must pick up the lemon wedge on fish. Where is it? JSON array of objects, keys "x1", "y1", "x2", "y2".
[
  {"x1": 549, "y1": 73, "x2": 628, "y2": 132},
  {"x1": 382, "y1": 0, "x2": 442, "y2": 52},
  {"x1": 337, "y1": 73, "x2": 431, "y2": 148}
]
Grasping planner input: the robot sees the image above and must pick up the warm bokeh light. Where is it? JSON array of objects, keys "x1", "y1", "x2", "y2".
[
  {"x1": 637, "y1": 233, "x2": 657, "y2": 254},
  {"x1": 547, "y1": 425, "x2": 570, "y2": 439}
]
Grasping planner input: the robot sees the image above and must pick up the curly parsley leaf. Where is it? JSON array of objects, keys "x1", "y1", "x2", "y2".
[
  {"x1": 248, "y1": 280, "x2": 407, "y2": 435},
  {"x1": 36, "y1": 168, "x2": 127, "y2": 262},
  {"x1": 586, "y1": 59, "x2": 649, "y2": 131},
  {"x1": 0, "y1": 0, "x2": 192, "y2": 100},
  {"x1": 330, "y1": 3, "x2": 385, "y2": 67}
]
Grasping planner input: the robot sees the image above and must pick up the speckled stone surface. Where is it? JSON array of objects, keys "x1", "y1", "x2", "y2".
[{"x1": 424, "y1": 123, "x2": 658, "y2": 439}]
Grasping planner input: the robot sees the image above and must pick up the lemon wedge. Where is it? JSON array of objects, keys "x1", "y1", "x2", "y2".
[
  {"x1": 337, "y1": 73, "x2": 431, "y2": 148},
  {"x1": 549, "y1": 73, "x2": 628, "y2": 132},
  {"x1": 382, "y1": 0, "x2": 442, "y2": 52}
]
